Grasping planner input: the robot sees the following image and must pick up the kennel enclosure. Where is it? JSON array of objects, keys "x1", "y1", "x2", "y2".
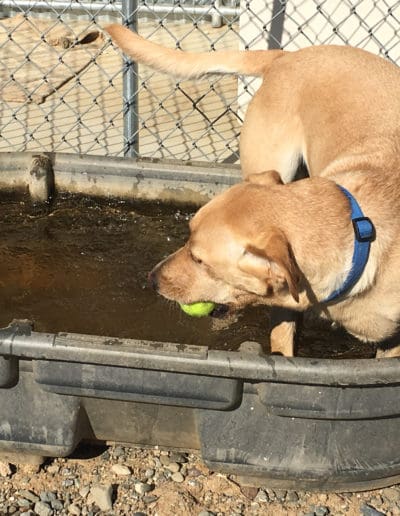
[{"x1": 1, "y1": 0, "x2": 400, "y2": 491}]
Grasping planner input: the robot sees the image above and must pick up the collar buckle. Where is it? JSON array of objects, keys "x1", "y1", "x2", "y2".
[
  {"x1": 322, "y1": 186, "x2": 375, "y2": 304},
  {"x1": 352, "y1": 217, "x2": 375, "y2": 243}
]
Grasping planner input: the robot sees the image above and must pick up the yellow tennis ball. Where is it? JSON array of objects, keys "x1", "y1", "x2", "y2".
[{"x1": 179, "y1": 302, "x2": 215, "y2": 317}]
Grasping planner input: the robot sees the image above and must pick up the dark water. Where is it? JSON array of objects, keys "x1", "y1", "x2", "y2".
[{"x1": 0, "y1": 193, "x2": 376, "y2": 359}]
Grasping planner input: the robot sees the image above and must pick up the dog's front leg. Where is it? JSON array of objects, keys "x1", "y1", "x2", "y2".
[{"x1": 269, "y1": 307, "x2": 301, "y2": 356}]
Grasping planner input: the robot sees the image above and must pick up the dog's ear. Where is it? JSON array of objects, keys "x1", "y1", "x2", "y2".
[
  {"x1": 246, "y1": 170, "x2": 283, "y2": 186},
  {"x1": 238, "y1": 229, "x2": 300, "y2": 302}
]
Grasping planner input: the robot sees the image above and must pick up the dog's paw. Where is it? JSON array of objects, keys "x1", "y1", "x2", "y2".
[{"x1": 376, "y1": 345, "x2": 400, "y2": 358}]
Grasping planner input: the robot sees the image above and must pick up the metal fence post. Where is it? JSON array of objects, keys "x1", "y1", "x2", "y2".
[
  {"x1": 1, "y1": 1, "x2": 399, "y2": 162},
  {"x1": 122, "y1": 0, "x2": 139, "y2": 157},
  {"x1": 268, "y1": 0, "x2": 286, "y2": 49}
]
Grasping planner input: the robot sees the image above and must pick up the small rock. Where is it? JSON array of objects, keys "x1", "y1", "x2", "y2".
[
  {"x1": 0, "y1": 462, "x2": 12, "y2": 477},
  {"x1": 315, "y1": 506, "x2": 329, "y2": 516},
  {"x1": 51, "y1": 499, "x2": 64, "y2": 511},
  {"x1": 111, "y1": 464, "x2": 131, "y2": 476},
  {"x1": 135, "y1": 482, "x2": 153, "y2": 495},
  {"x1": 113, "y1": 446, "x2": 125, "y2": 458},
  {"x1": 79, "y1": 486, "x2": 90, "y2": 498},
  {"x1": 39, "y1": 492, "x2": 51, "y2": 503},
  {"x1": 68, "y1": 503, "x2": 81, "y2": 515},
  {"x1": 33, "y1": 501, "x2": 52, "y2": 516},
  {"x1": 360, "y1": 504, "x2": 386, "y2": 516},
  {"x1": 19, "y1": 490, "x2": 40, "y2": 503},
  {"x1": 144, "y1": 469, "x2": 155, "y2": 479},
  {"x1": 101, "y1": 451, "x2": 110, "y2": 461},
  {"x1": 62, "y1": 479, "x2": 74, "y2": 488},
  {"x1": 90, "y1": 484, "x2": 113, "y2": 512},
  {"x1": 171, "y1": 472, "x2": 185, "y2": 483},
  {"x1": 17, "y1": 498, "x2": 31, "y2": 507},
  {"x1": 143, "y1": 495, "x2": 158, "y2": 504},
  {"x1": 160, "y1": 455, "x2": 170, "y2": 466},
  {"x1": 8, "y1": 507, "x2": 18, "y2": 515},
  {"x1": 153, "y1": 457, "x2": 161, "y2": 468},
  {"x1": 153, "y1": 471, "x2": 164, "y2": 482},
  {"x1": 166, "y1": 462, "x2": 180, "y2": 473},
  {"x1": 198, "y1": 511, "x2": 213, "y2": 516}
]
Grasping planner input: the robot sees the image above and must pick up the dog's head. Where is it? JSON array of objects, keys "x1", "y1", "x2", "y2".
[{"x1": 149, "y1": 171, "x2": 302, "y2": 313}]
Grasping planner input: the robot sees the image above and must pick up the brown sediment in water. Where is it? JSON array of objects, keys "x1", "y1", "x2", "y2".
[{"x1": 0, "y1": 193, "x2": 375, "y2": 358}]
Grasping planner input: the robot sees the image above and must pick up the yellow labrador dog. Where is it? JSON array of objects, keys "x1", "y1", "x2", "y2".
[{"x1": 106, "y1": 24, "x2": 400, "y2": 356}]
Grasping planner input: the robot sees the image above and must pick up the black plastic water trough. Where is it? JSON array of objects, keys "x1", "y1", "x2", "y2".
[{"x1": 0, "y1": 152, "x2": 399, "y2": 492}]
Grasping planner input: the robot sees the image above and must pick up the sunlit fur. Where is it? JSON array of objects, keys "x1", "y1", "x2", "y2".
[
  {"x1": 152, "y1": 173, "x2": 400, "y2": 353},
  {"x1": 106, "y1": 25, "x2": 400, "y2": 356}
]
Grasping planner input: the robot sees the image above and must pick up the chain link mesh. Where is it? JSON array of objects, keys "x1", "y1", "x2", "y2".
[{"x1": 0, "y1": 1, "x2": 399, "y2": 162}]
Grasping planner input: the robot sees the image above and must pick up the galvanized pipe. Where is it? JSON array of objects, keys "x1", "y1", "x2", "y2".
[
  {"x1": 122, "y1": 0, "x2": 139, "y2": 158},
  {"x1": 0, "y1": 1, "x2": 239, "y2": 19}
]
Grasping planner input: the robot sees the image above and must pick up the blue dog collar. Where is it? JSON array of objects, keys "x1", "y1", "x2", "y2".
[{"x1": 323, "y1": 186, "x2": 375, "y2": 304}]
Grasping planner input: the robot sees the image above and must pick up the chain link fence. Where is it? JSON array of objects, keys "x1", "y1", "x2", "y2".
[{"x1": 0, "y1": 1, "x2": 399, "y2": 163}]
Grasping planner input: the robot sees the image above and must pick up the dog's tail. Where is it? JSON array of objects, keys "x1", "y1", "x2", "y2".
[{"x1": 105, "y1": 24, "x2": 286, "y2": 79}]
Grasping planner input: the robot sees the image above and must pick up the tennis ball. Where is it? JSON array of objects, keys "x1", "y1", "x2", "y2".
[{"x1": 179, "y1": 301, "x2": 215, "y2": 317}]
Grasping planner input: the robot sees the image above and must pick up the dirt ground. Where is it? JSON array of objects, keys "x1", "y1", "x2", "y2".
[{"x1": 0, "y1": 444, "x2": 399, "y2": 515}]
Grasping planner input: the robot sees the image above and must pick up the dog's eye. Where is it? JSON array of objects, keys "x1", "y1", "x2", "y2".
[{"x1": 190, "y1": 251, "x2": 203, "y2": 265}]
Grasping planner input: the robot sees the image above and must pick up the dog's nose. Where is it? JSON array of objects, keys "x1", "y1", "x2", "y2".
[{"x1": 148, "y1": 269, "x2": 159, "y2": 291}]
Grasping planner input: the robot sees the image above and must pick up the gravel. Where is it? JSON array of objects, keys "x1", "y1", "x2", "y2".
[{"x1": 1, "y1": 447, "x2": 400, "y2": 515}]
